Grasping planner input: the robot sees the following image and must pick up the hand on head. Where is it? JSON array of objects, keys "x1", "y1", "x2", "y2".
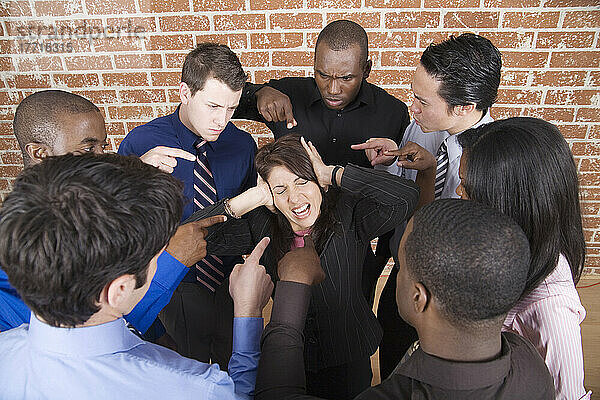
[
  {"x1": 140, "y1": 146, "x2": 196, "y2": 174},
  {"x1": 257, "y1": 174, "x2": 275, "y2": 211},
  {"x1": 385, "y1": 141, "x2": 436, "y2": 171},
  {"x1": 350, "y1": 138, "x2": 399, "y2": 166},
  {"x1": 165, "y1": 215, "x2": 227, "y2": 267},
  {"x1": 229, "y1": 237, "x2": 274, "y2": 317},
  {"x1": 277, "y1": 236, "x2": 325, "y2": 286},
  {"x1": 256, "y1": 86, "x2": 298, "y2": 129},
  {"x1": 300, "y1": 136, "x2": 334, "y2": 189}
]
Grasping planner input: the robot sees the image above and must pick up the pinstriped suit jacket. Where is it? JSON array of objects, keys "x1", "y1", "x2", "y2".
[{"x1": 186, "y1": 164, "x2": 419, "y2": 370}]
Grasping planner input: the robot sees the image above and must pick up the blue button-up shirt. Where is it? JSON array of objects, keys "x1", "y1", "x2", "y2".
[
  {"x1": 0, "y1": 251, "x2": 187, "y2": 333},
  {"x1": 0, "y1": 313, "x2": 262, "y2": 399}
]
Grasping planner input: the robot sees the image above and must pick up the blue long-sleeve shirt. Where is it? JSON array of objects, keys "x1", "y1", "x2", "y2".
[{"x1": 0, "y1": 313, "x2": 262, "y2": 399}]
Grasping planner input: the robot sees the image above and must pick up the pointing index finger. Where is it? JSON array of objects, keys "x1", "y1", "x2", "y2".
[
  {"x1": 246, "y1": 237, "x2": 270, "y2": 264},
  {"x1": 195, "y1": 215, "x2": 227, "y2": 228},
  {"x1": 350, "y1": 142, "x2": 379, "y2": 150},
  {"x1": 160, "y1": 147, "x2": 196, "y2": 161}
]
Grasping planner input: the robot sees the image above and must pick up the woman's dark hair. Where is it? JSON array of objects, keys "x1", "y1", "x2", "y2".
[
  {"x1": 458, "y1": 117, "x2": 586, "y2": 296},
  {"x1": 255, "y1": 134, "x2": 339, "y2": 260}
]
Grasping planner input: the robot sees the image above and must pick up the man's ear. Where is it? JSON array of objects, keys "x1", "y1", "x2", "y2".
[
  {"x1": 105, "y1": 274, "x2": 137, "y2": 311},
  {"x1": 413, "y1": 282, "x2": 430, "y2": 314},
  {"x1": 179, "y1": 82, "x2": 192, "y2": 105},
  {"x1": 24, "y1": 143, "x2": 52, "y2": 163},
  {"x1": 363, "y1": 59, "x2": 372, "y2": 79}
]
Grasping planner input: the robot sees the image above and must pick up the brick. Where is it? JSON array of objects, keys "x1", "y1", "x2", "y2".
[
  {"x1": 531, "y1": 71, "x2": 587, "y2": 87},
  {"x1": 563, "y1": 10, "x2": 600, "y2": 28},
  {"x1": 444, "y1": 12, "x2": 499, "y2": 29},
  {"x1": 108, "y1": 105, "x2": 154, "y2": 120},
  {"x1": 196, "y1": 34, "x2": 248, "y2": 49},
  {"x1": 490, "y1": 106, "x2": 522, "y2": 119},
  {"x1": 1, "y1": 39, "x2": 20, "y2": 54},
  {"x1": 65, "y1": 55, "x2": 112, "y2": 71},
  {"x1": 308, "y1": 0, "x2": 360, "y2": 7},
  {"x1": 426, "y1": 0, "x2": 478, "y2": 6},
  {"x1": 272, "y1": 51, "x2": 313, "y2": 67},
  {"x1": 483, "y1": 32, "x2": 535, "y2": 50},
  {"x1": 381, "y1": 51, "x2": 421, "y2": 67},
  {"x1": 0, "y1": 58, "x2": 15, "y2": 72},
  {"x1": 368, "y1": 32, "x2": 416, "y2": 49},
  {"x1": 64, "y1": 39, "x2": 92, "y2": 53},
  {"x1": 0, "y1": 1, "x2": 32, "y2": 17},
  {"x1": 16, "y1": 56, "x2": 63, "y2": 72},
  {"x1": 147, "y1": 34, "x2": 194, "y2": 51},
  {"x1": 93, "y1": 37, "x2": 145, "y2": 52},
  {"x1": 164, "y1": 53, "x2": 187, "y2": 69},
  {"x1": 326, "y1": 13, "x2": 381, "y2": 29},
  {"x1": 0, "y1": 165, "x2": 22, "y2": 178},
  {"x1": 254, "y1": 69, "x2": 306, "y2": 82},
  {"x1": 367, "y1": 0, "x2": 420, "y2": 7},
  {"x1": 251, "y1": 33, "x2": 303, "y2": 49},
  {"x1": 0, "y1": 91, "x2": 22, "y2": 105},
  {"x1": 5, "y1": 74, "x2": 52, "y2": 88},
  {"x1": 1, "y1": 152, "x2": 23, "y2": 165},
  {"x1": 239, "y1": 51, "x2": 269, "y2": 67},
  {"x1": 0, "y1": 179, "x2": 9, "y2": 191},
  {"x1": 559, "y1": 125, "x2": 587, "y2": 139},
  {"x1": 103, "y1": 72, "x2": 148, "y2": 87},
  {"x1": 114, "y1": 54, "x2": 162, "y2": 69},
  {"x1": 419, "y1": 31, "x2": 466, "y2": 47},
  {"x1": 0, "y1": 107, "x2": 16, "y2": 122},
  {"x1": 590, "y1": 72, "x2": 600, "y2": 87},
  {"x1": 0, "y1": 123, "x2": 13, "y2": 135},
  {"x1": 496, "y1": 89, "x2": 542, "y2": 105},
  {"x1": 537, "y1": 32, "x2": 595, "y2": 49},
  {"x1": 35, "y1": 1, "x2": 83, "y2": 16},
  {"x1": 85, "y1": 0, "x2": 136, "y2": 14},
  {"x1": 215, "y1": 14, "x2": 266, "y2": 31},
  {"x1": 581, "y1": 159, "x2": 600, "y2": 173},
  {"x1": 502, "y1": 51, "x2": 548, "y2": 68},
  {"x1": 551, "y1": 52, "x2": 600, "y2": 68},
  {"x1": 257, "y1": 135, "x2": 275, "y2": 148},
  {"x1": 576, "y1": 108, "x2": 600, "y2": 122},
  {"x1": 250, "y1": 0, "x2": 302, "y2": 9},
  {"x1": 119, "y1": 89, "x2": 166, "y2": 103},
  {"x1": 73, "y1": 90, "x2": 118, "y2": 105},
  {"x1": 522, "y1": 107, "x2": 575, "y2": 123},
  {"x1": 106, "y1": 17, "x2": 157, "y2": 34},
  {"x1": 51, "y1": 18, "x2": 104, "y2": 36},
  {"x1": 105, "y1": 122, "x2": 126, "y2": 136},
  {"x1": 270, "y1": 13, "x2": 321, "y2": 30},
  {"x1": 52, "y1": 73, "x2": 100, "y2": 88},
  {"x1": 503, "y1": 12, "x2": 560, "y2": 29},
  {"x1": 386, "y1": 12, "x2": 440, "y2": 29},
  {"x1": 5, "y1": 19, "x2": 50, "y2": 36},
  {"x1": 546, "y1": 0, "x2": 598, "y2": 7},
  {"x1": 572, "y1": 141, "x2": 600, "y2": 157},
  {"x1": 167, "y1": 88, "x2": 180, "y2": 103},
  {"x1": 151, "y1": 72, "x2": 181, "y2": 87},
  {"x1": 546, "y1": 90, "x2": 600, "y2": 106},
  {"x1": 582, "y1": 201, "x2": 600, "y2": 216},
  {"x1": 111, "y1": 136, "x2": 124, "y2": 150},
  {"x1": 500, "y1": 71, "x2": 529, "y2": 86},
  {"x1": 0, "y1": 137, "x2": 19, "y2": 151},
  {"x1": 139, "y1": 0, "x2": 190, "y2": 12},
  {"x1": 159, "y1": 15, "x2": 210, "y2": 32},
  {"x1": 193, "y1": 0, "x2": 245, "y2": 11},
  {"x1": 369, "y1": 69, "x2": 413, "y2": 86},
  {"x1": 484, "y1": 0, "x2": 539, "y2": 6},
  {"x1": 579, "y1": 172, "x2": 600, "y2": 187}
]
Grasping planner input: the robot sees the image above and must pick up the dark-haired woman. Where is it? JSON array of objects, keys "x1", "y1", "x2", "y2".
[
  {"x1": 455, "y1": 117, "x2": 589, "y2": 400},
  {"x1": 187, "y1": 134, "x2": 419, "y2": 399}
]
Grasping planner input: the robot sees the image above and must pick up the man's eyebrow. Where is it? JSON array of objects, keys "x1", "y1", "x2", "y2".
[{"x1": 80, "y1": 137, "x2": 101, "y2": 144}]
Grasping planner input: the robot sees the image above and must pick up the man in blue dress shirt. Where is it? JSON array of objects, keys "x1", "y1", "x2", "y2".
[
  {"x1": 0, "y1": 153, "x2": 274, "y2": 399},
  {"x1": 118, "y1": 43, "x2": 258, "y2": 367},
  {"x1": 0, "y1": 90, "x2": 217, "y2": 341}
]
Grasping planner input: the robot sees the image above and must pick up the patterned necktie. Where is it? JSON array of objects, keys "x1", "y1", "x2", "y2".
[
  {"x1": 434, "y1": 141, "x2": 449, "y2": 200},
  {"x1": 193, "y1": 139, "x2": 225, "y2": 292}
]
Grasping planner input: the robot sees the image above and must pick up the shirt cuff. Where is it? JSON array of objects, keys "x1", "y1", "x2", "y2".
[
  {"x1": 154, "y1": 251, "x2": 188, "y2": 287},
  {"x1": 233, "y1": 317, "x2": 263, "y2": 353},
  {"x1": 270, "y1": 281, "x2": 311, "y2": 331}
]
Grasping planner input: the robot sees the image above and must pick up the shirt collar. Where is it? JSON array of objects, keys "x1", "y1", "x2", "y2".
[
  {"x1": 28, "y1": 313, "x2": 144, "y2": 357},
  {"x1": 396, "y1": 333, "x2": 512, "y2": 390}
]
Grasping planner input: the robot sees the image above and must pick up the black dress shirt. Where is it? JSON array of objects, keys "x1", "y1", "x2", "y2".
[
  {"x1": 234, "y1": 78, "x2": 410, "y2": 168},
  {"x1": 185, "y1": 165, "x2": 419, "y2": 371},
  {"x1": 255, "y1": 281, "x2": 556, "y2": 400}
]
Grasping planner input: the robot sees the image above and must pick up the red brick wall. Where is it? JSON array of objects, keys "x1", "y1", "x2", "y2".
[{"x1": 1, "y1": 0, "x2": 599, "y2": 274}]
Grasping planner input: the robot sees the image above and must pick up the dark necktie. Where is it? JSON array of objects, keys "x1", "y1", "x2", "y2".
[
  {"x1": 193, "y1": 139, "x2": 225, "y2": 292},
  {"x1": 434, "y1": 141, "x2": 449, "y2": 200}
]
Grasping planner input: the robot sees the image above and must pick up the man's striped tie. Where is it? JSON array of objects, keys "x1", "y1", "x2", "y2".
[
  {"x1": 193, "y1": 139, "x2": 225, "y2": 292},
  {"x1": 434, "y1": 141, "x2": 449, "y2": 200}
]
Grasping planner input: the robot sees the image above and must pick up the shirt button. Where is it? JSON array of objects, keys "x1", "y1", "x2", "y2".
[
  {"x1": 337, "y1": 112, "x2": 342, "y2": 117},
  {"x1": 308, "y1": 337, "x2": 317, "y2": 344},
  {"x1": 332, "y1": 138, "x2": 337, "y2": 143}
]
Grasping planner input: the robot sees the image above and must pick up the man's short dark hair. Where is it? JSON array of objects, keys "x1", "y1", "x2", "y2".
[
  {"x1": 0, "y1": 153, "x2": 184, "y2": 328},
  {"x1": 315, "y1": 20, "x2": 369, "y2": 68},
  {"x1": 13, "y1": 90, "x2": 101, "y2": 163},
  {"x1": 404, "y1": 199, "x2": 529, "y2": 327},
  {"x1": 420, "y1": 33, "x2": 501, "y2": 112},
  {"x1": 182, "y1": 42, "x2": 247, "y2": 95}
]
